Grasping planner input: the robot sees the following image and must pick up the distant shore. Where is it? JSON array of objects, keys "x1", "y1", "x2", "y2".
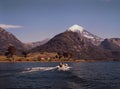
[
  {"x1": 0, "y1": 55, "x2": 119, "y2": 62},
  {"x1": 0, "y1": 59, "x2": 112, "y2": 63}
]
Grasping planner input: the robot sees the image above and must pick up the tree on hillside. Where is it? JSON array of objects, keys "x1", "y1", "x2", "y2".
[
  {"x1": 63, "y1": 52, "x2": 72, "y2": 59},
  {"x1": 57, "y1": 52, "x2": 63, "y2": 59},
  {"x1": 56, "y1": 52, "x2": 72, "y2": 60},
  {"x1": 22, "y1": 51, "x2": 28, "y2": 58},
  {"x1": 5, "y1": 44, "x2": 16, "y2": 62}
]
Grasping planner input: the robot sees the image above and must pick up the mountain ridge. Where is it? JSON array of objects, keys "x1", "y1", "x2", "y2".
[
  {"x1": 32, "y1": 25, "x2": 120, "y2": 60},
  {"x1": 0, "y1": 27, "x2": 25, "y2": 55},
  {"x1": 24, "y1": 38, "x2": 50, "y2": 50},
  {"x1": 32, "y1": 31, "x2": 112, "y2": 59},
  {"x1": 0, "y1": 24, "x2": 120, "y2": 60}
]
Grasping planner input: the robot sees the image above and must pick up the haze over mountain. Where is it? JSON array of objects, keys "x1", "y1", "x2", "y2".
[{"x1": 24, "y1": 38, "x2": 50, "y2": 50}]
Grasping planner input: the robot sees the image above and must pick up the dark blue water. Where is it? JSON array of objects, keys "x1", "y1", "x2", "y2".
[{"x1": 0, "y1": 62, "x2": 120, "y2": 89}]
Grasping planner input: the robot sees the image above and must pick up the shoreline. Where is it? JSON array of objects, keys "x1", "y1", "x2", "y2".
[{"x1": 0, "y1": 59, "x2": 116, "y2": 63}]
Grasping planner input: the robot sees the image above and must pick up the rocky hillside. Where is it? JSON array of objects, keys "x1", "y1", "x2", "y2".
[
  {"x1": 100, "y1": 38, "x2": 120, "y2": 59},
  {"x1": 32, "y1": 31, "x2": 112, "y2": 60},
  {"x1": 0, "y1": 27, "x2": 25, "y2": 55},
  {"x1": 100, "y1": 38, "x2": 120, "y2": 51},
  {"x1": 32, "y1": 25, "x2": 120, "y2": 60}
]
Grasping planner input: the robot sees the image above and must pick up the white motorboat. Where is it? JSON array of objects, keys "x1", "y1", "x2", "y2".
[{"x1": 57, "y1": 63, "x2": 71, "y2": 71}]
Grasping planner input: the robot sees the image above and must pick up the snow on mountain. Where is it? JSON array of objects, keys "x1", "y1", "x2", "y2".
[
  {"x1": 83, "y1": 34, "x2": 94, "y2": 39},
  {"x1": 67, "y1": 24, "x2": 103, "y2": 45},
  {"x1": 68, "y1": 24, "x2": 95, "y2": 39},
  {"x1": 68, "y1": 24, "x2": 84, "y2": 33}
]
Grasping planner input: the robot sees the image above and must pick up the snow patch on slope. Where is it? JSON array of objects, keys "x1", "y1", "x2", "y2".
[{"x1": 83, "y1": 34, "x2": 94, "y2": 39}]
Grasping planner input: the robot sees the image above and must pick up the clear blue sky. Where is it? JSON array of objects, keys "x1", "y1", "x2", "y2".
[{"x1": 0, "y1": 0, "x2": 120, "y2": 42}]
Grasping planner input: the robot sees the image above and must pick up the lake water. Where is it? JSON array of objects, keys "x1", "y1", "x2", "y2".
[{"x1": 0, "y1": 62, "x2": 120, "y2": 89}]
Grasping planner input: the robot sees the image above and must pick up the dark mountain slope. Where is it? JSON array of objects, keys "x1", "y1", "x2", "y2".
[
  {"x1": 0, "y1": 27, "x2": 25, "y2": 55},
  {"x1": 32, "y1": 31, "x2": 111, "y2": 60},
  {"x1": 100, "y1": 38, "x2": 120, "y2": 51},
  {"x1": 100, "y1": 38, "x2": 120, "y2": 59}
]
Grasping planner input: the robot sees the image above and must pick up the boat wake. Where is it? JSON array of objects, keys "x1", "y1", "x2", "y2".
[
  {"x1": 21, "y1": 66, "x2": 71, "y2": 73},
  {"x1": 21, "y1": 67, "x2": 57, "y2": 73}
]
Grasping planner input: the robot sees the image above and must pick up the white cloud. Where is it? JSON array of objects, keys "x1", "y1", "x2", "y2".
[{"x1": 0, "y1": 24, "x2": 23, "y2": 29}]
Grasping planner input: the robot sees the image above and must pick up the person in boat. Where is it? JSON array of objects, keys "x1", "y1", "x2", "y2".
[
  {"x1": 64, "y1": 63, "x2": 68, "y2": 67},
  {"x1": 59, "y1": 62, "x2": 68, "y2": 68},
  {"x1": 59, "y1": 62, "x2": 64, "y2": 67}
]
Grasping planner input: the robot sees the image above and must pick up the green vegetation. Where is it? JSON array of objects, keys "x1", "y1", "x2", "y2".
[{"x1": 0, "y1": 52, "x2": 75, "y2": 62}]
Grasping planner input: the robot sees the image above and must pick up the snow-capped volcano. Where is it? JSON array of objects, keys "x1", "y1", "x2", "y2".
[
  {"x1": 67, "y1": 24, "x2": 103, "y2": 45},
  {"x1": 68, "y1": 24, "x2": 84, "y2": 33}
]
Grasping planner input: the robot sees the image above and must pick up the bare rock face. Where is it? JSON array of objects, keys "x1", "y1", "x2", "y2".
[{"x1": 0, "y1": 27, "x2": 25, "y2": 55}]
